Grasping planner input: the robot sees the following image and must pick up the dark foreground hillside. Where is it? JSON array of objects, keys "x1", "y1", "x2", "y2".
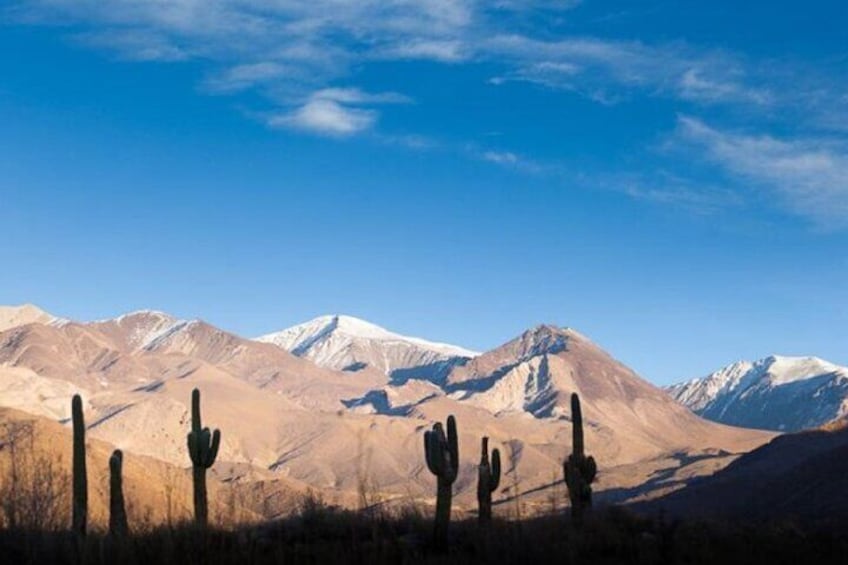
[
  {"x1": 3, "y1": 504, "x2": 848, "y2": 565},
  {"x1": 637, "y1": 421, "x2": 848, "y2": 521}
]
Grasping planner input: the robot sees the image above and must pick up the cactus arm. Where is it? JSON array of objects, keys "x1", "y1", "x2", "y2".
[
  {"x1": 425, "y1": 425, "x2": 447, "y2": 475},
  {"x1": 206, "y1": 428, "x2": 221, "y2": 467},
  {"x1": 187, "y1": 431, "x2": 199, "y2": 465},
  {"x1": 424, "y1": 431, "x2": 437, "y2": 473},
  {"x1": 585, "y1": 456, "x2": 597, "y2": 483}
]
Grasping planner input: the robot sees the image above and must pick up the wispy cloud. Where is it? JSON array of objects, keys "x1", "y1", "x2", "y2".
[
  {"x1": 675, "y1": 116, "x2": 848, "y2": 226},
  {"x1": 376, "y1": 39, "x2": 467, "y2": 62},
  {"x1": 476, "y1": 149, "x2": 544, "y2": 173},
  {"x1": 76, "y1": 28, "x2": 188, "y2": 62},
  {"x1": 614, "y1": 172, "x2": 745, "y2": 215},
  {"x1": 485, "y1": 35, "x2": 773, "y2": 108},
  {"x1": 678, "y1": 68, "x2": 772, "y2": 105},
  {"x1": 205, "y1": 62, "x2": 290, "y2": 93},
  {"x1": 482, "y1": 150, "x2": 520, "y2": 165}
]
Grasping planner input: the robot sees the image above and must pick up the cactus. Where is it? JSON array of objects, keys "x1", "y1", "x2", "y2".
[
  {"x1": 424, "y1": 415, "x2": 458, "y2": 549},
  {"x1": 187, "y1": 388, "x2": 221, "y2": 527},
  {"x1": 476, "y1": 436, "x2": 501, "y2": 525},
  {"x1": 109, "y1": 449, "x2": 129, "y2": 537},
  {"x1": 71, "y1": 394, "x2": 87, "y2": 538},
  {"x1": 563, "y1": 393, "x2": 596, "y2": 526}
]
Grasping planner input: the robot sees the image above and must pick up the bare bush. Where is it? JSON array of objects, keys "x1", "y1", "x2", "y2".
[{"x1": 0, "y1": 420, "x2": 70, "y2": 531}]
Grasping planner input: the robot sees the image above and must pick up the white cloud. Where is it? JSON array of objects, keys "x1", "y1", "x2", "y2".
[
  {"x1": 477, "y1": 149, "x2": 542, "y2": 173},
  {"x1": 206, "y1": 62, "x2": 289, "y2": 92},
  {"x1": 311, "y1": 88, "x2": 411, "y2": 105},
  {"x1": 378, "y1": 39, "x2": 467, "y2": 62},
  {"x1": 678, "y1": 68, "x2": 771, "y2": 105},
  {"x1": 267, "y1": 88, "x2": 409, "y2": 136},
  {"x1": 676, "y1": 116, "x2": 848, "y2": 225},
  {"x1": 270, "y1": 99, "x2": 376, "y2": 136},
  {"x1": 482, "y1": 150, "x2": 519, "y2": 165}
]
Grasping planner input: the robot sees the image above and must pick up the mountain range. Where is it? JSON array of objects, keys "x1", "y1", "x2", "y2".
[
  {"x1": 668, "y1": 356, "x2": 848, "y2": 432},
  {"x1": 0, "y1": 304, "x2": 774, "y2": 519}
]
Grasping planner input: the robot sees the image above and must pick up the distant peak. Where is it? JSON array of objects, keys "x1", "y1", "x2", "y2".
[
  {"x1": 0, "y1": 303, "x2": 51, "y2": 315},
  {"x1": 503, "y1": 324, "x2": 574, "y2": 360},
  {"x1": 524, "y1": 323, "x2": 589, "y2": 343},
  {"x1": 526, "y1": 323, "x2": 569, "y2": 336},
  {"x1": 681, "y1": 354, "x2": 847, "y2": 391},
  {"x1": 115, "y1": 309, "x2": 178, "y2": 322},
  {"x1": 0, "y1": 303, "x2": 56, "y2": 332},
  {"x1": 257, "y1": 314, "x2": 479, "y2": 358}
]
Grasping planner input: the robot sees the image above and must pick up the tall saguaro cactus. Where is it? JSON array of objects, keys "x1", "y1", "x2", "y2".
[
  {"x1": 71, "y1": 394, "x2": 88, "y2": 538},
  {"x1": 563, "y1": 393, "x2": 597, "y2": 526},
  {"x1": 109, "y1": 449, "x2": 129, "y2": 537},
  {"x1": 476, "y1": 436, "x2": 501, "y2": 525},
  {"x1": 187, "y1": 388, "x2": 221, "y2": 527},
  {"x1": 424, "y1": 415, "x2": 459, "y2": 550}
]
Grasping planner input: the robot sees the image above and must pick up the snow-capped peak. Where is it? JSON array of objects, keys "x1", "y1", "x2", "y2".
[
  {"x1": 668, "y1": 354, "x2": 848, "y2": 432},
  {"x1": 257, "y1": 314, "x2": 478, "y2": 359},
  {"x1": 758, "y1": 355, "x2": 846, "y2": 385},
  {"x1": 256, "y1": 314, "x2": 478, "y2": 377}
]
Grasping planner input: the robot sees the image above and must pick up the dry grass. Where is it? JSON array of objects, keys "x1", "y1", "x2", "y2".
[{"x1": 2, "y1": 499, "x2": 848, "y2": 565}]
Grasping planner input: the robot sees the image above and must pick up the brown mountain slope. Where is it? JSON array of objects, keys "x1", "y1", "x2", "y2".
[
  {"x1": 0, "y1": 313, "x2": 384, "y2": 411},
  {"x1": 443, "y1": 325, "x2": 771, "y2": 465}
]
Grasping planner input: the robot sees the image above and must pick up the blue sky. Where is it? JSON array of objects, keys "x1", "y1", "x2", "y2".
[{"x1": 1, "y1": 1, "x2": 847, "y2": 385}]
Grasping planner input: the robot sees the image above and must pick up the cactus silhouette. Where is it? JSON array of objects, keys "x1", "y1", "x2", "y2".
[
  {"x1": 109, "y1": 449, "x2": 129, "y2": 537},
  {"x1": 187, "y1": 388, "x2": 221, "y2": 527},
  {"x1": 476, "y1": 436, "x2": 501, "y2": 525},
  {"x1": 71, "y1": 394, "x2": 87, "y2": 538},
  {"x1": 424, "y1": 415, "x2": 458, "y2": 550},
  {"x1": 563, "y1": 393, "x2": 597, "y2": 526}
]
